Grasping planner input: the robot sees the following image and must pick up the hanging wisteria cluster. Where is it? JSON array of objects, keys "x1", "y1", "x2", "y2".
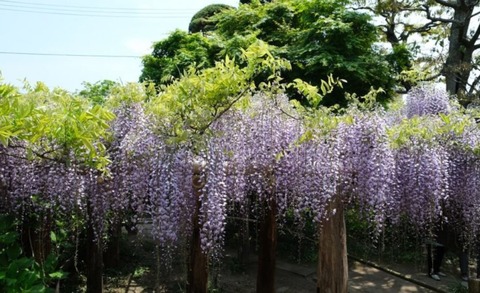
[
  {"x1": 391, "y1": 138, "x2": 449, "y2": 229},
  {"x1": 445, "y1": 124, "x2": 480, "y2": 242},
  {"x1": 335, "y1": 111, "x2": 395, "y2": 230},
  {"x1": 109, "y1": 101, "x2": 196, "y2": 248},
  {"x1": 404, "y1": 85, "x2": 452, "y2": 118},
  {"x1": 2, "y1": 83, "x2": 480, "y2": 257},
  {"x1": 0, "y1": 144, "x2": 87, "y2": 215}
]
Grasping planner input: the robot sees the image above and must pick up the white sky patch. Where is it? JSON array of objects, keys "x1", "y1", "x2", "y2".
[
  {"x1": 134, "y1": 0, "x2": 236, "y2": 11},
  {"x1": 125, "y1": 38, "x2": 153, "y2": 56},
  {"x1": 0, "y1": 0, "x2": 241, "y2": 91}
]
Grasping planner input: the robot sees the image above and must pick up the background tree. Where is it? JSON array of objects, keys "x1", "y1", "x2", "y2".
[
  {"x1": 188, "y1": 4, "x2": 233, "y2": 33},
  {"x1": 352, "y1": 0, "x2": 446, "y2": 92},
  {"x1": 435, "y1": 0, "x2": 480, "y2": 104},
  {"x1": 78, "y1": 79, "x2": 118, "y2": 105},
  {"x1": 142, "y1": 0, "x2": 397, "y2": 107},
  {"x1": 139, "y1": 30, "x2": 215, "y2": 85},
  {"x1": 354, "y1": 0, "x2": 480, "y2": 104},
  {"x1": 212, "y1": 0, "x2": 397, "y2": 106},
  {"x1": 239, "y1": 0, "x2": 272, "y2": 4}
]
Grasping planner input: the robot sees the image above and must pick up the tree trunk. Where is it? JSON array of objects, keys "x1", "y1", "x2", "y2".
[
  {"x1": 104, "y1": 219, "x2": 122, "y2": 268},
  {"x1": 187, "y1": 166, "x2": 208, "y2": 293},
  {"x1": 469, "y1": 279, "x2": 480, "y2": 293},
  {"x1": 238, "y1": 209, "x2": 251, "y2": 267},
  {"x1": 317, "y1": 196, "x2": 348, "y2": 293},
  {"x1": 86, "y1": 207, "x2": 103, "y2": 293},
  {"x1": 256, "y1": 197, "x2": 277, "y2": 293},
  {"x1": 21, "y1": 213, "x2": 52, "y2": 265},
  {"x1": 444, "y1": 4, "x2": 475, "y2": 105}
]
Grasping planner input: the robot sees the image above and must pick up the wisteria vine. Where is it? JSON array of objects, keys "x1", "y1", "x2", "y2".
[{"x1": 1, "y1": 84, "x2": 480, "y2": 259}]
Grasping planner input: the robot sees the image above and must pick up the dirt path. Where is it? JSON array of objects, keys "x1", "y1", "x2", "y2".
[
  {"x1": 349, "y1": 260, "x2": 438, "y2": 293},
  {"x1": 348, "y1": 256, "x2": 467, "y2": 293},
  {"x1": 107, "y1": 228, "x2": 469, "y2": 293},
  {"x1": 214, "y1": 255, "x2": 459, "y2": 293}
]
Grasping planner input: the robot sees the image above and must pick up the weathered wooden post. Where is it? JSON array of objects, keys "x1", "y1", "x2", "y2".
[
  {"x1": 317, "y1": 196, "x2": 348, "y2": 293},
  {"x1": 104, "y1": 219, "x2": 122, "y2": 268},
  {"x1": 238, "y1": 205, "x2": 251, "y2": 267},
  {"x1": 86, "y1": 203, "x2": 103, "y2": 293},
  {"x1": 469, "y1": 279, "x2": 480, "y2": 293},
  {"x1": 187, "y1": 163, "x2": 208, "y2": 293},
  {"x1": 256, "y1": 197, "x2": 277, "y2": 293},
  {"x1": 21, "y1": 213, "x2": 52, "y2": 265}
]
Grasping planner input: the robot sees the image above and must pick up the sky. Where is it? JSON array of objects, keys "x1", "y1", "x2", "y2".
[{"x1": 0, "y1": 0, "x2": 239, "y2": 92}]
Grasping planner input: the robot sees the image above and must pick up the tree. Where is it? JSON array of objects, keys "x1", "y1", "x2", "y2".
[
  {"x1": 435, "y1": 0, "x2": 480, "y2": 104},
  {"x1": 188, "y1": 4, "x2": 233, "y2": 33},
  {"x1": 213, "y1": 0, "x2": 396, "y2": 107},
  {"x1": 351, "y1": 0, "x2": 446, "y2": 92},
  {"x1": 142, "y1": 0, "x2": 397, "y2": 107},
  {"x1": 354, "y1": 0, "x2": 480, "y2": 104},
  {"x1": 78, "y1": 79, "x2": 118, "y2": 105},
  {"x1": 0, "y1": 81, "x2": 115, "y2": 292},
  {"x1": 5, "y1": 60, "x2": 480, "y2": 293},
  {"x1": 145, "y1": 41, "x2": 293, "y2": 293},
  {"x1": 139, "y1": 30, "x2": 215, "y2": 85}
]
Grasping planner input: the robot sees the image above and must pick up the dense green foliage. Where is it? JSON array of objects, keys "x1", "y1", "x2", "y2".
[
  {"x1": 0, "y1": 82, "x2": 113, "y2": 170},
  {"x1": 4, "y1": 2, "x2": 480, "y2": 289},
  {"x1": 78, "y1": 80, "x2": 118, "y2": 105},
  {"x1": 147, "y1": 40, "x2": 292, "y2": 143},
  {"x1": 188, "y1": 4, "x2": 233, "y2": 33},
  {"x1": 142, "y1": 0, "x2": 396, "y2": 107},
  {"x1": 0, "y1": 215, "x2": 66, "y2": 292},
  {"x1": 139, "y1": 30, "x2": 215, "y2": 86},
  {"x1": 214, "y1": 0, "x2": 395, "y2": 106},
  {"x1": 353, "y1": 0, "x2": 480, "y2": 102}
]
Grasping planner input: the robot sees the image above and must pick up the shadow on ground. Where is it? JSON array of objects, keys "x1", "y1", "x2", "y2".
[{"x1": 98, "y1": 228, "x2": 470, "y2": 293}]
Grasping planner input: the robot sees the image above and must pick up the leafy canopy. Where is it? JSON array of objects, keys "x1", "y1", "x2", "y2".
[
  {"x1": 140, "y1": 30, "x2": 215, "y2": 85},
  {"x1": 147, "y1": 40, "x2": 291, "y2": 145},
  {"x1": 142, "y1": 0, "x2": 397, "y2": 108},
  {"x1": 0, "y1": 80, "x2": 114, "y2": 171}
]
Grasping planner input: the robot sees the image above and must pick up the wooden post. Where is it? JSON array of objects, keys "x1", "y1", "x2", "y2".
[
  {"x1": 469, "y1": 279, "x2": 480, "y2": 293},
  {"x1": 21, "y1": 213, "x2": 52, "y2": 265},
  {"x1": 86, "y1": 204, "x2": 103, "y2": 293},
  {"x1": 104, "y1": 219, "x2": 122, "y2": 268},
  {"x1": 317, "y1": 196, "x2": 348, "y2": 293},
  {"x1": 238, "y1": 207, "x2": 251, "y2": 267},
  {"x1": 256, "y1": 197, "x2": 277, "y2": 293},
  {"x1": 187, "y1": 165, "x2": 208, "y2": 293}
]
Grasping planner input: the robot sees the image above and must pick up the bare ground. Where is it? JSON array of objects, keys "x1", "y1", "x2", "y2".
[{"x1": 100, "y1": 233, "x2": 469, "y2": 293}]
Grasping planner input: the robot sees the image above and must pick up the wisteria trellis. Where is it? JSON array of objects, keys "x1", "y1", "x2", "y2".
[{"x1": 1, "y1": 85, "x2": 480, "y2": 259}]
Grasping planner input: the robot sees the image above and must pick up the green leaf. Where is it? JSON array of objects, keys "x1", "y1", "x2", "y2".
[
  {"x1": 10, "y1": 257, "x2": 34, "y2": 271},
  {"x1": 439, "y1": 113, "x2": 450, "y2": 124},
  {"x1": 0, "y1": 232, "x2": 18, "y2": 244},
  {"x1": 49, "y1": 231, "x2": 57, "y2": 243},
  {"x1": 28, "y1": 284, "x2": 47, "y2": 292},
  {"x1": 6, "y1": 277, "x2": 17, "y2": 286},
  {"x1": 6, "y1": 246, "x2": 21, "y2": 260},
  {"x1": 48, "y1": 271, "x2": 68, "y2": 279}
]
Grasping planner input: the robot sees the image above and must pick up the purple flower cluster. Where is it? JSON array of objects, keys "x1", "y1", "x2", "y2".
[
  {"x1": 198, "y1": 95, "x2": 305, "y2": 253},
  {"x1": 3, "y1": 85, "x2": 480, "y2": 256},
  {"x1": 0, "y1": 146, "x2": 87, "y2": 215},
  {"x1": 444, "y1": 125, "x2": 480, "y2": 241},
  {"x1": 335, "y1": 112, "x2": 395, "y2": 231},
  {"x1": 404, "y1": 86, "x2": 451, "y2": 118},
  {"x1": 110, "y1": 103, "x2": 195, "y2": 249},
  {"x1": 391, "y1": 141, "x2": 449, "y2": 231}
]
